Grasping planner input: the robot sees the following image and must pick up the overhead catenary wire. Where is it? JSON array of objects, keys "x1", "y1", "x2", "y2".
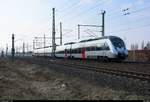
[
  {"x1": 105, "y1": 4, "x2": 150, "y2": 35},
  {"x1": 110, "y1": 15, "x2": 150, "y2": 28},
  {"x1": 108, "y1": 5, "x2": 150, "y2": 23},
  {"x1": 60, "y1": 0, "x2": 105, "y2": 23},
  {"x1": 5, "y1": 1, "x2": 150, "y2": 52},
  {"x1": 55, "y1": 0, "x2": 107, "y2": 39},
  {"x1": 58, "y1": 0, "x2": 81, "y2": 15},
  {"x1": 108, "y1": 23, "x2": 150, "y2": 34}
]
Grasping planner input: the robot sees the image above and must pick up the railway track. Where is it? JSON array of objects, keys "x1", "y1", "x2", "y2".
[
  {"x1": 48, "y1": 59, "x2": 150, "y2": 82},
  {"x1": 52, "y1": 58, "x2": 150, "y2": 74},
  {"x1": 15, "y1": 57, "x2": 150, "y2": 82}
]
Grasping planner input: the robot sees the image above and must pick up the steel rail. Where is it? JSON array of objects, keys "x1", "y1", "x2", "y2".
[
  {"x1": 49, "y1": 60, "x2": 150, "y2": 82},
  {"x1": 15, "y1": 57, "x2": 150, "y2": 82}
]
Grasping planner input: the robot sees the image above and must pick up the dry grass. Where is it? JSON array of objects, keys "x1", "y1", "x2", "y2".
[{"x1": 0, "y1": 58, "x2": 149, "y2": 100}]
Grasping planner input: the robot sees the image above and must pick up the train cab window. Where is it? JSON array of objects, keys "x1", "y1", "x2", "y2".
[
  {"x1": 105, "y1": 46, "x2": 110, "y2": 50},
  {"x1": 110, "y1": 37, "x2": 125, "y2": 48}
]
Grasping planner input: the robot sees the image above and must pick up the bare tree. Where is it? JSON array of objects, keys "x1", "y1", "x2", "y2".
[
  {"x1": 135, "y1": 43, "x2": 138, "y2": 50},
  {"x1": 131, "y1": 43, "x2": 139, "y2": 50},
  {"x1": 141, "y1": 41, "x2": 144, "y2": 50},
  {"x1": 146, "y1": 41, "x2": 150, "y2": 50}
]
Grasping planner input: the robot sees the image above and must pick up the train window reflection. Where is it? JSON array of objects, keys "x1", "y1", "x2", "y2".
[{"x1": 110, "y1": 38, "x2": 125, "y2": 48}]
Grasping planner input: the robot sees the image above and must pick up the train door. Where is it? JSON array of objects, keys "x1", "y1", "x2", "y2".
[
  {"x1": 81, "y1": 43, "x2": 86, "y2": 60},
  {"x1": 65, "y1": 49, "x2": 67, "y2": 59},
  {"x1": 103, "y1": 43, "x2": 106, "y2": 57},
  {"x1": 70, "y1": 44, "x2": 73, "y2": 58},
  {"x1": 102, "y1": 42, "x2": 109, "y2": 61},
  {"x1": 82, "y1": 48, "x2": 86, "y2": 60}
]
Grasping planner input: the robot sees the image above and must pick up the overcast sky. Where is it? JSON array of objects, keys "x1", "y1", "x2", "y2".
[{"x1": 0, "y1": 0, "x2": 150, "y2": 52}]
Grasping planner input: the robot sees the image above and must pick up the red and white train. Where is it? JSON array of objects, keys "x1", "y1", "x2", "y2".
[{"x1": 33, "y1": 36, "x2": 128, "y2": 61}]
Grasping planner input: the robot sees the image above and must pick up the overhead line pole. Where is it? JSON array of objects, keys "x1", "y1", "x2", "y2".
[
  {"x1": 23, "y1": 42, "x2": 25, "y2": 57},
  {"x1": 78, "y1": 24, "x2": 80, "y2": 40},
  {"x1": 52, "y1": 8, "x2": 56, "y2": 58},
  {"x1": 101, "y1": 10, "x2": 106, "y2": 37},
  {"x1": 60, "y1": 22, "x2": 62, "y2": 45},
  {"x1": 33, "y1": 40, "x2": 35, "y2": 50},
  {"x1": 44, "y1": 34, "x2": 46, "y2": 57},
  {"x1": 6, "y1": 44, "x2": 8, "y2": 57},
  {"x1": 11, "y1": 34, "x2": 15, "y2": 61}
]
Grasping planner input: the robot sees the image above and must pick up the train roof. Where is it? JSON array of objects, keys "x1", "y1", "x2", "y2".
[
  {"x1": 79, "y1": 36, "x2": 120, "y2": 43},
  {"x1": 64, "y1": 42, "x2": 76, "y2": 45},
  {"x1": 62, "y1": 36, "x2": 121, "y2": 45}
]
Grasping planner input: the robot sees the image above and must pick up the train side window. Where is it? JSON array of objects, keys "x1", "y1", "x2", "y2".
[
  {"x1": 72, "y1": 49, "x2": 75, "y2": 53},
  {"x1": 67, "y1": 49, "x2": 69, "y2": 53},
  {"x1": 78, "y1": 48, "x2": 82, "y2": 53},
  {"x1": 94, "y1": 46, "x2": 96, "y2": 51},
  {"x1": 70, "y1": 49, "x2": 72, "y2": 53},
  {"x1": 57, "y1": 51, "x2": 61, "y2": 54},
  {"x1": 61, "y1": 51, "x2": 63, "y2": 54},
  {"x1": 64, "y1": 49, "x2": 67, "y2": 53},
  {"x1": 91, "y1": 47, "x2": 93, "y2": 51},
  {"x1": 103, "y1": 43, "x2": 110, "y2": 50},
  {"x1": 91, "y1": 46, "x2": 96, "y2": 51},
  {"x1": 75, "y1": 49, "x2": 78, "y2": 53},
  {"x1": 76, "y1": 49, "x2": 79, "y2": 53},
  {"x1": 96, "y1": 47, "x2": 102, "y2": 51},
  {"x1": 86, "y1": 47, "x2": 90, "y2": 51}
]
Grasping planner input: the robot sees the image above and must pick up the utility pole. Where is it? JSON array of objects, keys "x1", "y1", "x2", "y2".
[
  {"x1": 26, "y1": 43, "x2": 29, "y2": 53},
  {"x1": 1, "y1": 50, "x2": 4, "y2": 58},
  {"x1": 33, "y1": 40, "x2": 35, "y2": 50},
  {"x1": 23, "y1": 42, "x2": 25, "y2": 57},
  {"x1": 52, "y1": 8, "x2": 56, "y2": 58},
  {"x1": 101, "y1": 10, "x2": 106, "y2": 37},
  {"x1": 78, "y1": 24, "x2": 80, "y2": 40},
  {"x1": 44, "y1": 34, "x2": 46, "y2": 56},
  {"x1": 11, "y1": 34, "x2": 15, "y2": 61},
  {"x1": 6, "y1": 44, "x2": 8, "y2": 57},
  {"x1": 60, "y1": 22, "x2": 62, "y2": 45}
]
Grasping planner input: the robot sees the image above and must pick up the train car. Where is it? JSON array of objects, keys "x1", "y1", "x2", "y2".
[
  {"x1": 33, "y1": 47, "x2": 52, "y2": 57},
  {"x1": 33, "y1": 36, "x2": 128, "y2": 61}
]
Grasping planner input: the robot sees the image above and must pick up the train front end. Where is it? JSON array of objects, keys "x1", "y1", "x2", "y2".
[{"x1": 110, "y1": 36, "x2": 128, "y2": 60}]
